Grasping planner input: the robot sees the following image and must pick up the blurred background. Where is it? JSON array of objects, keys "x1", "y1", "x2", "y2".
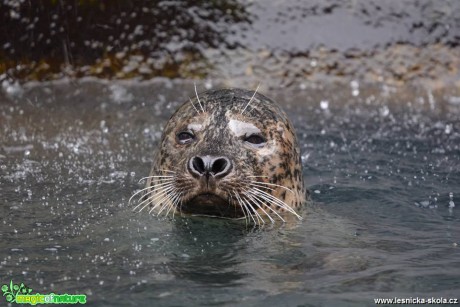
[{"x1": 1, "y1": 0, "x2": 459, "y2": 87}]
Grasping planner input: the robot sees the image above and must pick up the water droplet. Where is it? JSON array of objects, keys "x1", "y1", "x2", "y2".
[
  {"x1": 320, "y1": 100, "x2": 329, "y2": 110},
  {"x1": 449, "y1": 192, "x2": 455, "y2": 209},
  {"x1": 350, "y1": 80, "x2": 360, "y2": 96},
  {"x1": 448, "y1": 96, "x2": 460, "y2": 105},
  {"x1": 109, "y1": 84, "x2": 133, "y2": 103},
  {"x1": 380, "y1": 106, "x2": 390, "y2": 117}
]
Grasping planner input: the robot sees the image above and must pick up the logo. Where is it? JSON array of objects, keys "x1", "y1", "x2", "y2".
[{"x1": 2, "y1": 280, "x2": 86, "y2": 305}]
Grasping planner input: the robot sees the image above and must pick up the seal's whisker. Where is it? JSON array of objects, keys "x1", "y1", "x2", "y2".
[
  {"x1": 164, "y1": 190, "x2": 181, "y2": 217},
  {"x1": 149, "y1": 190, "x2": 175, "y2": 214},
  {"x1": 173, "y1": 192, "x2": 183, "y2": 216},
  {"x1": 243, "y1": 195, "x2": 264, "y2": 225},
  {"x1": 252, "y1": 187, "x2": 302, "y2": 220},
  {"x1": 230, "y1": 192, "x2": 247, "y2": 226},
  {"x1": 143, "y1": 180, "x2": 174, "y2": 196},
  {"x1": 139, "y1": 177, "x2": 174, "y2": 184},
  {"x1": 137, "y1": 201, "x2": 151, "y2": 214},
  {"x1": 172, "y1": 193, "x2": 182, "y2": 219},
  {"x1": 129, "y1": 188, "x2": 148, "y2": 205},
  {"x1": 139, "y1": 175, "x2": 174, "y2": 181},
  {"x1": 245, "y1": 192, "x2": 274, "y2": 223},
  {"x1": 232, "y1": 192, "x2": 246, "y2": 222},
  {"x1": 260, "y1": 192, "x2": 302, "y2": 220},
  {"x1": 156, "y1": 189, "x2": 178, "y2": 215},
  {"x1": 136, "y1": 187, "x2": 171, "y2": 213},
  {"x1": 245, "y1": 195, "x2": 267, "y2": 225},
  {"x1": 252, "y1": 188, "x2": 296, "y2": 214},
  {"x1": 236, "y1": 193, "x2": 258, "y2": 225},
  {"x1": 247, "y1": 175, "x2": 268, "y2": 178},
  {"x1": 234, "y1": 191, "x2": 253, "y2": 225},
  {"x1": 148, "y1": 184, "x2": 175, "y2": 199},
  {"x1": 227, "y1": 193, "x2": 240, "y2": 222},
  {"x1": 243, "y1": 194, "x2": 268, "y2": 224},
  {"x1": 139, "y1": 194, "x2": 160, "y2": 213},
  {"x1": 138, "y1": 177, "x2": 174, "y2": 185},
  {"x1": 249, "y1": 181, "x2": 295, "y2": 194},
  {"x1": 168, "y1": 190, "x2": 182, "y2": 216},
  {"x1": 241, "y1": 83, "x2": 260, "y2": 115},
  {"x1": 248, "y1": 190, "x2": 290, "y2": 217},
  {"x1": 242, "y1": 197, "x2": 259, "y2": 225},
  {"x1": 153, "y1": 169, "x2": 177, "y2": 173},
  {"x1": 189, "y1": 97, "x2": 200, "y2": 114},
  {"x1": 134, "y1": 184, "x2": 174, "y2": 212},
  {"x1": 157, "y1": 190, "x2": 178, "y2": 216},
  {"x1": 194, "y1": 83, "x2": 205, "y2": 113},
  {"x1": 135, "y1": 187, "x2": 174, "y2": 213},
  {"x1": 248, "y1": 182, "x2": 275, "y2": 192},
  {"x1": 129, "y1": 185, "x2": 163, "y2": 205},
  {"x1": 145, "y1": 180, "x2": 176, "y2": 191},
  {"x1": 247, "y1": 190, "x2": 285, "y2": 223}
]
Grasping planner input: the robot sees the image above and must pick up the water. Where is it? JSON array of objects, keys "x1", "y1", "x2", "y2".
[
  {"x1": 2, "y1": 1, "x2": 460, "y2": 84},
  {"x1": 1, "y1": 79, "x2": 459, "y2": 306}
]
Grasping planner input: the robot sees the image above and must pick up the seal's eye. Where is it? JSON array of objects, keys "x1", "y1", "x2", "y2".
[
  {"x1": 176, "y1": 131, "x2": 195, "y2": 144},
  {"x1": 244, "y1": 134, "x2": 266, "y2": 145}
]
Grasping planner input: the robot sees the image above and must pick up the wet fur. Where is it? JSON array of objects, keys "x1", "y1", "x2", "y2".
[{"x1": 131, "y1": 88, "x2": 307, "y2": 224}]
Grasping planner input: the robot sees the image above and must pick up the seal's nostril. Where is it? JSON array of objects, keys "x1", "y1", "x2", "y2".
[
  {"x1": 211, "y1": 157, "x2": 232, "y2": 178},
  {"x1": 189, "y1": 155, "x2": 232, "y2": 178},
  {"x1": 192, "y1": 156, "x2": 205, "y2": 175},
  {"x1": 212, "y1": 158, "x2": 227, "y2": 175}
]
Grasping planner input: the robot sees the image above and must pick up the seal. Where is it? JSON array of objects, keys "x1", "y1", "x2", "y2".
[{"x1": 131, "y1": 86, "x2": 307, "y2": 224}]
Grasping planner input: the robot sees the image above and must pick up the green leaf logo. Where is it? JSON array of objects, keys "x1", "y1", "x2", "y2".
[{"x1": 1, "y1": 280, "x2": 33, "y2": 303}]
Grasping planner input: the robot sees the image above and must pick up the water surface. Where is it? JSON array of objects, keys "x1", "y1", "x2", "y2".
[{"x1": 1, "y1": 80, "x2": 459, "y2": 306}]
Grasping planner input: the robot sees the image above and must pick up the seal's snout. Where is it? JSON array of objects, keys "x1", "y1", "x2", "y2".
[{"x1": 188, "y1": 155, "x2": 232, "y2": 179}]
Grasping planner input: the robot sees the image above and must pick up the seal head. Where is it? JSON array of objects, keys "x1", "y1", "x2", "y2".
[{"x1": 138, "y1": 88, "x2": 306, "y2": 224}]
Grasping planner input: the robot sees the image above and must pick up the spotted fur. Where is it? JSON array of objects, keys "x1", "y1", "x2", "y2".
[{"x1": 135, "y1": 88, "x2": 307, "y2": 224}]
